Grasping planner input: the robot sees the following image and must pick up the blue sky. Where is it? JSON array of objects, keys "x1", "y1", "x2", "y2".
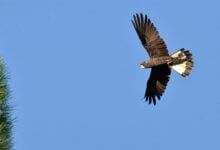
[{"x1": 0, "y1": 0, "x2": 220, "y2": 149}]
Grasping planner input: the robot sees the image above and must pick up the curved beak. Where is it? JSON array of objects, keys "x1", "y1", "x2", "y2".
[{"x1": 140, "y1": 65, "x2": 145, "y2": 69}]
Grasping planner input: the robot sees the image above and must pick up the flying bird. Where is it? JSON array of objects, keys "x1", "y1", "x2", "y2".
[{"x1": 132, "y1": 13, "x2": 194, "y2": 105}]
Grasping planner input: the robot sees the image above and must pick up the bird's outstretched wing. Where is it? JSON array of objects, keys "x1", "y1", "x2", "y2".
[
  {"x1": 132, "y1": 13, "x2": 169, "y2": 57},
  {"x1": 145, "y1": 65, "x2": 171, "y2": 105}
]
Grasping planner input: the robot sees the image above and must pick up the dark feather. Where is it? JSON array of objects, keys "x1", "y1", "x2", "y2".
[
  {"x1": 132, "y1": 13, "x2": 169, "y2": 57},
  {"x1": 145, "y1": 65, "x2": 171, "y2": 105}
]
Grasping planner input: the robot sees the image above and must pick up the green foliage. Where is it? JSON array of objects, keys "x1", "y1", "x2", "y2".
[{"x1": 0, "y1": 58, "x2": 13, "y2": 150}]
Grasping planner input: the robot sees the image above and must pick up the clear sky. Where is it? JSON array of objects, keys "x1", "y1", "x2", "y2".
[{"x1": 0, "y1": 0, "x2": 220, "y2": 149}]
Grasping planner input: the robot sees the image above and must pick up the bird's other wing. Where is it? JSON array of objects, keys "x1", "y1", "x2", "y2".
[
  {"x1": 132, "y1": 13, "x2": 169, "y2": 58},
  {"x1": 145, "y1": 65, "x2": 171, "y2": 105}
]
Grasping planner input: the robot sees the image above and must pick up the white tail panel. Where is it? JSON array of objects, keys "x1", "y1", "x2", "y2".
[
  {"x1": 170, "y1": 49, "x2": 193, "y2": 77},
  {"x1": 171, "y1": 62, "x2": 187, "y2": 75}
]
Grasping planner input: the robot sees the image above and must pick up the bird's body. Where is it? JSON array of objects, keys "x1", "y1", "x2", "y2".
[
  {"x1": 140, "y1": 56, "x2": 171, "y2": 68},
  {"x1": 132, "y1": 13, "x2": 194, "y2": 105},
  {"x1": 141, "y1": 49, "x2": 193, "y2": 77}
]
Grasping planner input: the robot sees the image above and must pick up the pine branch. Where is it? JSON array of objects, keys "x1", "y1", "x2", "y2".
[{"x1": 0, "y1": 58, "x2": 13, "y2": 150}]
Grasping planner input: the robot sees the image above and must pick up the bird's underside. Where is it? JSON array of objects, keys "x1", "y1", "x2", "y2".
[{"x1": 132, "y1": 13, "x2": 194, "y2": 105}]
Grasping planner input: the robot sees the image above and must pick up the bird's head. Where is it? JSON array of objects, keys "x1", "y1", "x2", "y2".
[
  {"x1": 140, "y1": 61, "x2": 151, "y2": 69},
  {"x1": 140, "y1": 63, "x2": 145, "y2": 69}
]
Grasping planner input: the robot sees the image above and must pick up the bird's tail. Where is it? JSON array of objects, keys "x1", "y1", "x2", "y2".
[{"x1": 170, "y1": 48, "x2": 194, "y2": 77}]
